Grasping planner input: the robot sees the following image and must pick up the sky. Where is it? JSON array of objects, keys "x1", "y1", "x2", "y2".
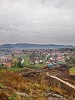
[{"x1": 0, "y1": 0, "x2": 75, "y2": 45}]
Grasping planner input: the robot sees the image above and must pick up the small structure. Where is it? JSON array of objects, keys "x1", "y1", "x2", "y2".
[{"x1": 48, "y1": 63, "x2": 53, "y2": 68}]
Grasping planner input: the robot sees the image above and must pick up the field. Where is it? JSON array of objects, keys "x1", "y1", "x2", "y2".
[
  {"x1": 0, "y1": 69, "x2": 48, "y2": 100},
  {"x1": 9, "y1": 68, "x2": 23, "y2": 72},
  {"x1": 69, "y1": 67, "x2": 75, "y2": 75},
  {"x1": 0, "y1": 68, "x2": 70, "y2": 100},
  {"x1": 0, "y1": 69, "x2": 60, "y2": 100}
]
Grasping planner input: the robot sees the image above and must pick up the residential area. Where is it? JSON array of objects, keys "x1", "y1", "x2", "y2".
[{"x1": 0, "y1": 48, "x2": 72, "y2": 69}]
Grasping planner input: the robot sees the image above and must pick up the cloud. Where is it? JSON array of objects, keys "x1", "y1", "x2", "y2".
[{"x1": 0, "y1": 0, "x2": 75, "y2": 45}]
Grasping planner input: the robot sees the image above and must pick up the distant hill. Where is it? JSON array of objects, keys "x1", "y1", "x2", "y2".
[{"x1": 0, "y1": 43, "x2": 74, "y2": 49}]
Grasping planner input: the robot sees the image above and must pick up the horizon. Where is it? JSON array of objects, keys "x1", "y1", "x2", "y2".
[{"x1": 0, "y1": 43, "x2": 75, "y2": 46}]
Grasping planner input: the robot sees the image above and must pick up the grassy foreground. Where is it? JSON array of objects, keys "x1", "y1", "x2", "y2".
[
  {"x1": 0, "y1": 68, "x2": 73, "y2": 100},
  {"x1": 0, "y1": 69, "x2": 50, "y2": 100}
]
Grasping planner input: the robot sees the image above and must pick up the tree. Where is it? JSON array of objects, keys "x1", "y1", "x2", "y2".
[
  {"x1": 12, "y1": 59, "x2": 18, "y2": 67},
  {"x1": 12, "y1": 58, "x2": 23, "y2": 68},
  {"x1": 17, "y1": 57, "x2": 23, "y2": 68},
  {"x1": 30, "y1": 51, "x2": 36, "y2": 65}
]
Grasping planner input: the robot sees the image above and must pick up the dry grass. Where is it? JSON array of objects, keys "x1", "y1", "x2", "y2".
[
  {"x1": 0, "y1": 69, "x2": 72, "y2": 100},
  {"x1": 0, "y1": 70, "x2": 49, "y2": 100}
]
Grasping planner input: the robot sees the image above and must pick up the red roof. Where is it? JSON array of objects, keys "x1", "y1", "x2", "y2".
[{"x1": 4, "y1": 63, "x2": 12, "y2": 67}]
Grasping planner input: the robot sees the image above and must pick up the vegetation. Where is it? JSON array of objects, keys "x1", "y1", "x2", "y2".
[
  {"x1": 9, "y1": 68, "x2": 23, "y2": 72},
  {"x1": 69, "y1": 67, "x2": 75, "y2": 75},
  {"x1": 12, "y1": 54, "x2": 46, "y2": 69},
  {"x1": 69, "y1": 67, "x2": 75, "y2": 72},
  {"x1": 0, "y1": 70, "x2": 50, "y2": 100},
  {"x1": 0, "y1": 69, "x2": 70, "y2": 100}
]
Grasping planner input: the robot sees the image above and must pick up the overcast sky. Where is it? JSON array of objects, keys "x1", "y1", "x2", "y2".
[{"x1": 0, "y1": 0, "x2": 75, "y2": 45}]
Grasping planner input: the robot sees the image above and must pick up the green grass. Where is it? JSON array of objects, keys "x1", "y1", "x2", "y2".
[
  {"x1": 69, "y1": 67, "x2": 75, "y2": 73},
  {"x1": 8, "y1": 68, "x2": 23, "y2": 72},
  {"x1": 0, "y1": 83, "x2": 7, "y2": 89},
  {"x1": 29, "y1": 65, "x2": 41, "y2": 69}
]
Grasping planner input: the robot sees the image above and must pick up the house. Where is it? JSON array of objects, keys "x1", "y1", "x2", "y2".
[{"x1": 4, "y1": 63, "x2": 12, "y2": 69}]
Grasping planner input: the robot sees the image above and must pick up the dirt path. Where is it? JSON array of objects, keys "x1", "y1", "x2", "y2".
[{"x1": 46, "y1": 72, "x2": 75, "y2": 90}]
